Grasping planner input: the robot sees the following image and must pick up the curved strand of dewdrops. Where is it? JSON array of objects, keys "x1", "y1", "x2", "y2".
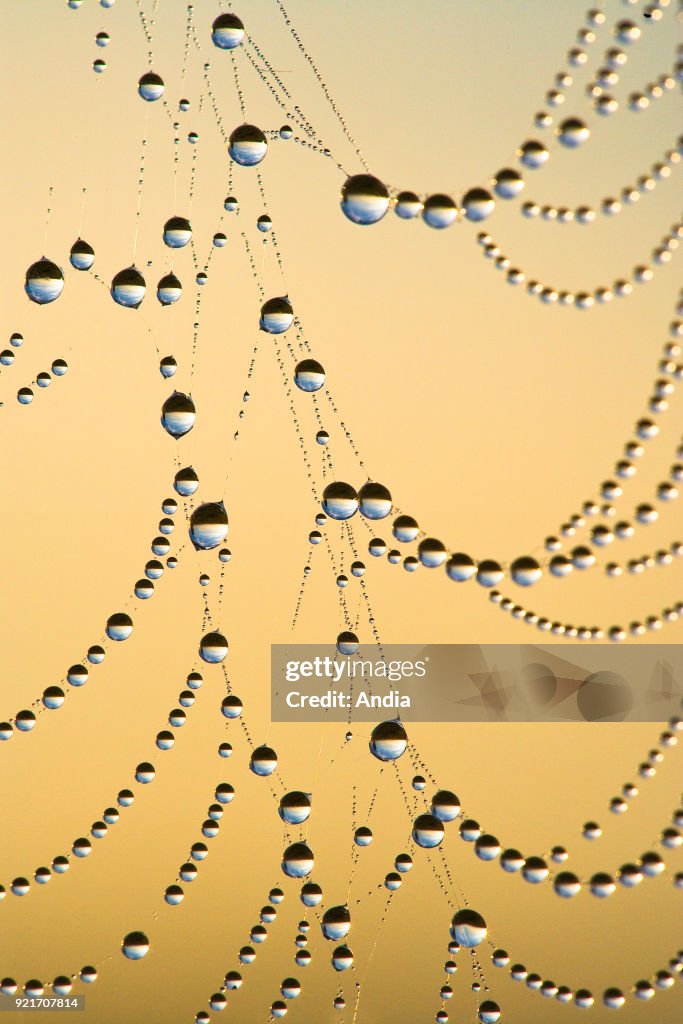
[
  {"x1": 582, "y1": 25, "x2": 679, "y2": 122},
  {"x1": 0, "y1": 756, "x2": 241, "y2": 1002},
  {"x1": 520, "y1": 137, "x2": 681, "y2": 225},
  {"x1": 527, "y1": 5, "x2": 656, "y2": 135},
  {"x1": 406, "y1": 714, "x2": 682, "y2": 862},
  {"x1": 302, "y1": 361, "x2": 683, "y2": 600},
  {"x1": 610, "y1": 57, "x2": 681, "y2": 118},
  {"x1": 523, "y1": 56, "x2": 680, "y2": 182},
  {"x1": 255, "y1": 251, "x2": 683, "y2": 594},
  {"x1": 486, "y1": 586, "x2": 683, "y2": 641},
  {"x1": 485, "y1": 939, "x2": 682, "y2": 1010},
  {"x1": 0, "y1": 603, "x2": 286, "y2": 994},
  {"x1": 0, "y1": 657, "x2": 210, "y2": 905},
  {"x1": 473, "y1": 216, "x2": 682, "y2": 309},
  {"x1": 568, "y1": 462, "x2": 683, "y2": 554},
  {"x1": 523, "y1": 4, "x2": 611, "y2": 131},
  {"x1": 603, "y1": 537, "x2": 683, "y2": 578},
  {"x1": 497, "y1": 8, "x2": 641, "y2": 171},
  {"x1": 447, "y1": 799, "x2": 682, "y2": 903},
  {"x1": 339, "y1": 379, "x2": 683, "y2": 586},
  {"x1": 542, "y1": 423, "x2": 683, "y2": 562},
  {"x1": 397, "y1": 736, "x2": 682, "y2": 907},
  {"x1": 388, "y1": 752, "x2": 680, "y2": 1017},
  {"x1": 295, "y1": 353, "x2": 683, "y2": 594},
  {"x1": 192, "y1": 878, "x2": 303, "y2": 1023},
  {"x1": 538, "y1": 449, "x2": 683, "y2": 570},
  {"x1": 293, "y1": 266, "x2": 683, "y2": 567},
  {"x1": 542, "y1": 323, "x2": 682, "y2": 556},
  {"x1": 0, "y1": 489, "x2": 184, "y2": 742},
  {"x1": 195, "y1": 9, "x2": 683, "y2": 601},
  {"x1": 158, "y1": 762, "x2": 242, "y2": 915},
  {"x1": 12, "y1": 359, "x2": 70, "y2": 409}
]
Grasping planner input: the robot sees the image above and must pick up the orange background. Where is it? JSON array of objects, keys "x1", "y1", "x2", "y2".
[{"x1": 1, "y1": 1, "x2": 682, "y2": 1022}]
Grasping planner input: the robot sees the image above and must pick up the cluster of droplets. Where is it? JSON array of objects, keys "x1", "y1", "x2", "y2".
[{"x1": 3, "y1": 328, "x2": 69, "y2": 407}]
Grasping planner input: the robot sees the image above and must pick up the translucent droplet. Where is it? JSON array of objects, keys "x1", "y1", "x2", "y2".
[
  {"x1": 294, "y1": 359, "x2": 325, "y2": 392},
  {"x1": 431, "y1": 790, "x2": 461, "y2": 822},
  {"x1": 336, "y1": 631, "x2": 358, "y2": 655},
  {"x1": 163, "y1": 217, "x2": 192, "y2": 248},
  {"x1": 422, "y1": 194, "x2": 458, "y2": 229},
  {"x1": 519, "y1": 140, "x2": 549, "y2": 168},
  {"x1": 392, "y1": 515, "x2": 418, "y2": 542},
  {"x1": 229, "y1": 124, "x2": 268, "y2": 166},
  {"x1": 138, "y1": 72, "x2": 165, "y2": 102},
  {"x1": 250, "y1": 744, "x2": 278, "y2": 776},
  {"x1": 199, "y1": 631, "x2": 229, "y2": 664},
  {"x1": 157, "y1": 273, "x2": 182, "y2": 305},
  {"x1": 279, "y1": 791, "x2": 311, "y2": 825},
  {"x1": 260, "y1": 296, "x2": 294, "y2": 334},
  {"x1": 558, "y1": 117, "x2": 590, "y2": 147},
  {"x1": 493, "y1": 169, "x2": 524, "y2": 199},
  {"x1": 111, "y1": 266, "x2": 146, "y2": 308},
  {"x1": 161, "y1": 392, "x2": 195, "y2": 439},
  {"x1": 174, "y1": 466, "x2": 199, "y2": 496},
  {"x1": 369, "y1": 720, "x2": 407, "y2": 761},
  {"x1": 322, "y1": 481, "x2": 359, "y2": 520},
  {"x1": 446, "y1": 553, "x2": 476, "y2": 581},
  {"x1": 282, "y1": 842, "x2": 314, "y2": 878},
  {"x1": 25, "y1": 259, "x2": 64, "y2": 304},
  {"x1": 211, "y1": 13, "x2": 245, "y2": 50},
  {"x1": 418, "y1": 538, "x2": 447, "y2": 568},
  {"x1": 412, "y1": 813, "x2": 445, "y2": 848},
  {"x1": 69, "y1": 239, "x2": 95, "y2": 271},
  {"x1": 321, "y1": 906, "x2": 351, "y2": 941},
  {"x1": 106, "y1": 612, "x2": 133, "y2": 641},
  {"x1": 462, "y1": 188, "x2": 495, "y2": 222},
  {"x1": 510, "y1": 556, "x2": 542, "y2": 586},
  {"x1": 121, "y1": 931, "x2": 149, "y2": 960},
  {"x1": 190, "y1": 502, "x2": 229, "y2": 550},
  {"x1": 340, "y1": 174, "x2": 390, "y2": 225},
  {"x1": 450, "y1": 909, "x2": 487, "y2": 947}
]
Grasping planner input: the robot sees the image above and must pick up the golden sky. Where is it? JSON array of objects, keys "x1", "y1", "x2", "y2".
[{"x1": 1, "y1": 1, "x2": 682, "y2": 1022}]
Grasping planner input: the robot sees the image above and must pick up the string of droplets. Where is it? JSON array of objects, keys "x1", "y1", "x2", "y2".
[
  {"x1": 521, "y1": 137, "x2": 682, "y2": 224},
  {"x1": 474, "y1": 217, "x2": 682, "y2": 309},
  {"x1": 484, "y1": 939, "x2": 682, "y2": 1011},
  {"x1": 0, "y1": 492, "x2": 185, "y2": 741},
  {"x1": 544, "y1": 315, "x2": 683, "y2": 555},
  {"x1": 0, "y1": 659, "x2": 208, "y2": 904}
]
